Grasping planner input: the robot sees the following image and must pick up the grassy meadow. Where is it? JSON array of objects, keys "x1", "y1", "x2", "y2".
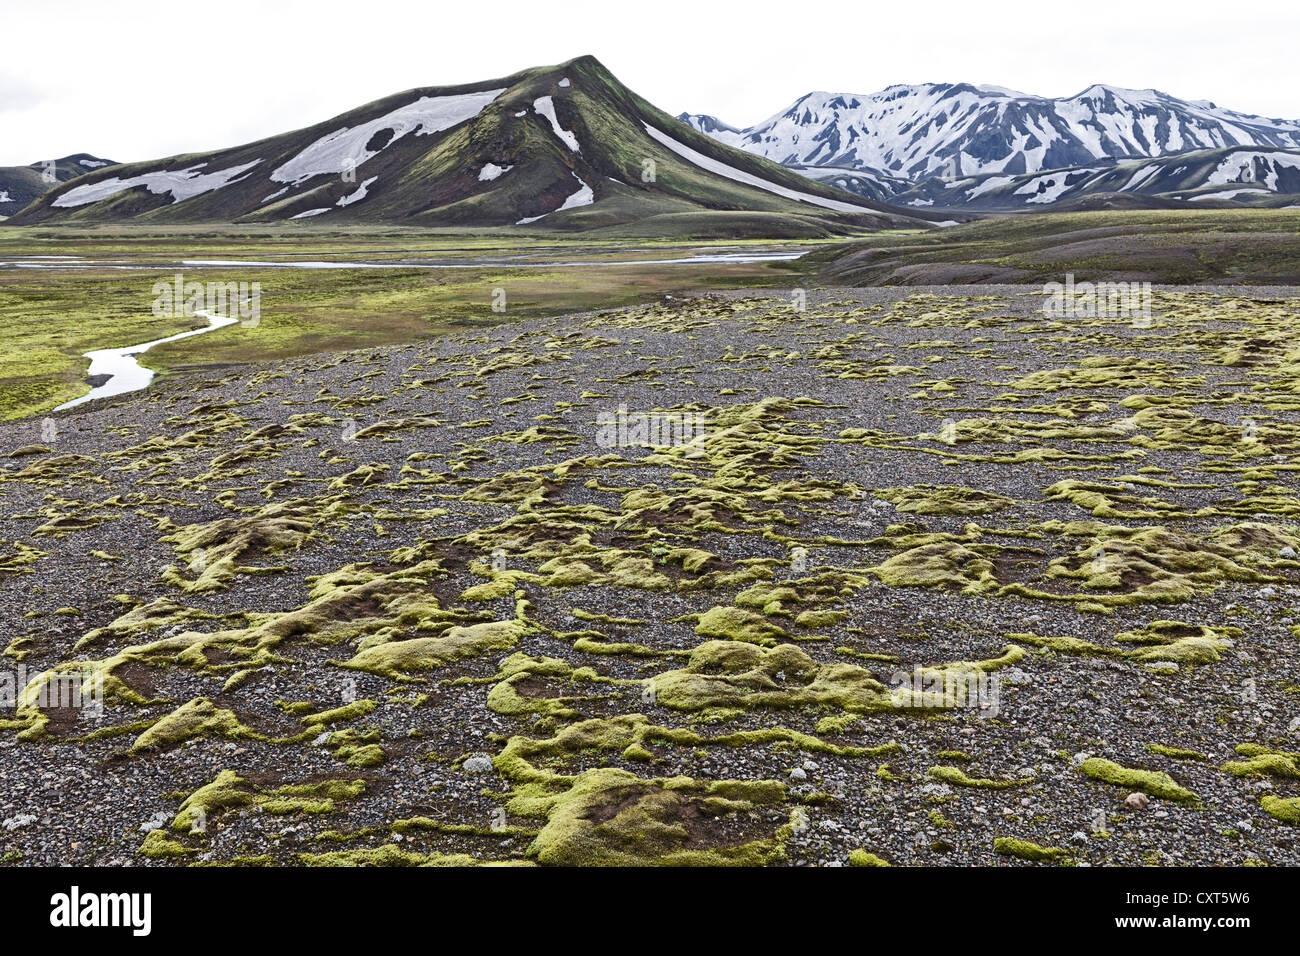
[{"x1": 0, "y1": 226, "x2": 824, "y2": 420}]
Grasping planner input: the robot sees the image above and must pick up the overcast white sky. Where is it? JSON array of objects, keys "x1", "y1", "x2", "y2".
[{"x1": 3, "y1": 0, "x2": 1298, "y2": 166}]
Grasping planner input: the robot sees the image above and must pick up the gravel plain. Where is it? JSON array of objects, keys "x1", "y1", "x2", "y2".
[{"x1": 1, "y1": 284, "x2": 1298, "y2": 867}]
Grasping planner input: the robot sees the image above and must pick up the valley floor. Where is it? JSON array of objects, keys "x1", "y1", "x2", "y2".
[
  {"x1": 1, "y1": 285, "x2": 1298, "y2": 866},
  {"x1": 0, "y1": 230, "x2": 826, "y2": 421}
]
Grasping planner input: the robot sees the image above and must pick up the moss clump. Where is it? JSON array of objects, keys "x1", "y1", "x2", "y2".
[
  {"x1": 1044, "y1": 524, "x2": 1286, "y2": 608},
  {"x1": 300, "y1": 700, "x2": 378, "y2": 726},
  {"x1": 324, "y1": 729, "x2": 386, "y2": 767},
  {"x1": 928, "y1": 766, "x2": 1030, "y2": 790},
  {"x1": 649, "y1": 640, "x2": 888, "y2": 713},
  {"x1": 139, "y1": 830, "x2": 197, "y2": 859},
  {"x1": 487, "y1": 675, "x2": 580, "y2": 720},
  {"x1": 75, "y1": 597, "x2": 205, "y2": 651},
  {"x1": 129, "y1": 698, "x2": 257, "y2": 753},
  {"x1": 1011, "y1": 633, "x2": 1120, "y2": 657},
  {"x1": 705, "y1": 779, "x2": 787, "y2": 804},
  {"x1": 1078, "y1": 757, "x2": 1198, "y2": 803},
  {"x1": 794, "y1": 609, "x2": 848, "y2": 629},
  {"x1": 1126, "y1": 638, "x2": 1226, "y2": 665},
  {"x1": 485, "y1": 652, "x2": 606, "y2": 719},
  {"x1": 876, "y1": 485, "x2": 1013, "y2": 516},
  {"x1": 1145, "y1": 743, "x2": 1208, "y2": 761},
  {"x1": 694, "y1": 606, "x2": 791, "y2": 646},
  {"x1": 171, "y1": 769, "x2": 366, "y2": 833},
  {"x1": 1260, "y1": 795, "x2": 1300, "y2": 823},
  {"x1": 1014, "y1": 621, "x2": 1231, "y2": 666},
  {"x1": 848, "y1": 849, "x2": 890, "y2": 867},
  {"x1": 161, "y1": 498, "x2": 335, "y2": 593},
  {"x1": 524, "y1": 767, "x2": 787, "y2": 866},
  {"x1": 297, "y1": 845, "x2": 483, "y2": 867},
  {"x1": 993, "y1": 837, "x2": 1067, "y2": 862},
  {"x1": 460, "y1": 573, "x2": 525, "y2": 601},
  {"x1": 872, "y1": 541, "x2": 999, "y2": 594},
  {"x1": 343, "y1": 619, "x2": 528, "y2": 677},
  {"x1": 1221, "y1": 746, "x2": 1300, "y2": 779}
]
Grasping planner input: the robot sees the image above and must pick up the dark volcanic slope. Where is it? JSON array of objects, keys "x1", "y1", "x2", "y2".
[{"x1": 2, "y1": 287, "x2": 1299, "y2": 866}]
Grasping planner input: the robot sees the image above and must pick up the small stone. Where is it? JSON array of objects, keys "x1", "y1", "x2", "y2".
[
  {"x1": 789, "y1": 767, "x2": 807, "y2": 780},
  {"x1": 462, "y1": 755, "x2": 494, "y2": 774},
  {"x1": 1124, "y1": 792, "x2": 1150, "y2": 811}
]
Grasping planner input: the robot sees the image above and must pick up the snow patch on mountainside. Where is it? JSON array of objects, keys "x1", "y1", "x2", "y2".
[
  {"x1": 517, "y1": 172, "x2": 593, "y2": 224},
  {"x1": 337, "y1": 176, "x2": 378, "y2": 207},
  {"x1": 642, "y1": 123, "x2": 865, "y2": 212},
  {"x1": 1188, "y1": 187, "x2": 1270, "y2": 201},
  {"x1": 53, "y1": 161, "x2": 262, "y2": 208},
  {"x1": 1206, "y1": 150, "x2": 1300, "y2": 189},
  {"x1": 533, "y1": 96, "x2": 580, "y2": 152},
  {"x1": 965, "y1": 175, "x2": 1015, "y2": 200},
  {"x1": 272, "y1": 88, "x2": 506, "y2": 184},
  {"x1": 1015, "y1": 172, "x2": 1080, "y2": 204},
  {"x1": 478, "y1": 163, "x2": 512, "y2": 181}
]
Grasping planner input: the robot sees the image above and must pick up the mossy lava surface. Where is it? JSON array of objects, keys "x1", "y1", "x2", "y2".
[{"x1": 2, "y1": 284, "x2": 1300, "y2": 866}]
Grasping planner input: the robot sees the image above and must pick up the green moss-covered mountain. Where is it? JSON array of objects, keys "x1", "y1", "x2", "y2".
[{"x1": 9, "y1": 57, "x2": 939, "y2": 234}]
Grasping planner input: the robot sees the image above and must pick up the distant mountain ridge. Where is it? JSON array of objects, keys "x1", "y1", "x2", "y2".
[
  {"x1": 680, "y1": 83, "x2": 1300, "y2": 207},
  {"x1": 0, "y1": 154, "x2": 117, "y2": 218},
  {"x1": 889, "y1": 146, "x2": 1300, "y2": 210}
]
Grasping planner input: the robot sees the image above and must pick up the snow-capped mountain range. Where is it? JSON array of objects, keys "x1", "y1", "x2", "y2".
[{"x1": 679, "y1": 83, "x2": 1300, "y2": 205}]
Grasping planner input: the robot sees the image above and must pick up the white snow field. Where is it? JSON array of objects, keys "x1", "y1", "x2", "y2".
[
  {"x1": 272, "y1": 88, "x2": 506, "y2": 184},
  {"x1": 53, "y1": 161, "x2": 262, "y2": 208},
  {"x1": 533, "y1": 96, "x2": 580, "y2": 152},
  {"x1": 516, "y1": 172, "x2": 594, "y2": 224},
  {"x1": 641, "y1": 123, "x2": 867, "y2": 213},
  {"x1": 337, "y1": 176, "x2": 379, "y2": 207},
  {"x1": 1205, "y1": 150, "x2": 1300, "y2": 190}
]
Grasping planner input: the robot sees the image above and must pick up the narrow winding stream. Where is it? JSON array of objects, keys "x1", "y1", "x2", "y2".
[
  {"x1": 39, "y1": 245, "x2": 805, "y2": 410},
  {"x1": 55, "y1": 310, "x2": 241, "y2": 411}
]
